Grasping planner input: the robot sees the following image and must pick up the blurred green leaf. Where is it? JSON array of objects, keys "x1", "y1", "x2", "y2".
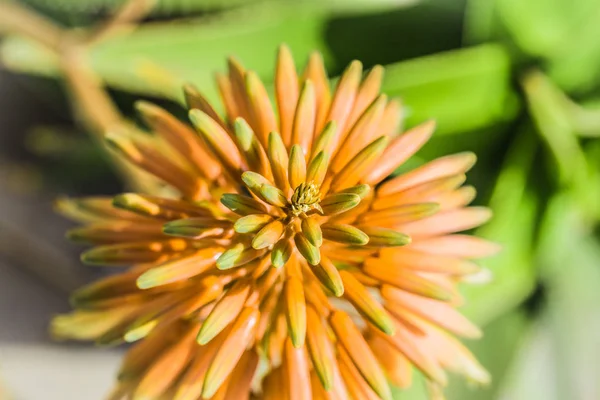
[
  {"x1": 381, "y1": 44, "x2": 518, "y2": 135},
  {"x1": 504, "y1": 193, "x2": 600, "y2": 399},
  {"x1": 2, "y1": 3, "x2": 337, "y2": 104},
  {"x1": 326, "y1": 0, "x2": 464, "y2": 69},
  {"x1": 460, "y1": 126, "x2": 538, "y2": 326},
  {"x1": 2, "y1": 0, "x2": 422, "y2": 101},
  {"x1": 391, "y1": 368, "x2": 428, "y2": 400},
  {"x1": 20, "y1": 0, "x2": 419, "y2": 18},
  {"x1": 546, "y1": 5, "x2": 600, "y2": 92},
  {"x1": 521, "y1": 70, "x2": 586, "y2": 183},
  {"x1": 463, "y1": 0, "x2": 502, "y2": 45},
  {"x1": 465, "y1": 0, "x2": 600, "y2": 92},
  {"x1": 3, "y1": 31, "x2": 519, "y2": 137},
  {"x1": 391, "y1": 310, "x2": 532, "y2": 400},
  {"x1": 22, "y1": 0, "x2": 254, "y2": 17},
  {"x1": 522, "y1": 70, "x2": 598, "y2": 218},
  {"x1": 493, "y1": 0, "x2": 574, "y2": 58},
  {"x1": 566, "y1": 98, "x2": 600, "y2": 138},
  {"x1": 447, "y1": 310, "x2": 531, "y2": 400},
  {"x1": 583, "y1": 141, "x2": 600, "y2": 221},
  {"x1": 494, "y1": 318, "x2": 558, "y2": 400}
]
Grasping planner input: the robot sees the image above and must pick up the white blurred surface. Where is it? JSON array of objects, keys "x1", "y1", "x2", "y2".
[
  {"x1": 0, "y1": 259, "x2": 121, "y2": 400},
  {"x1": 1, "y1": 344, "x2": 120, "y2": 400}
]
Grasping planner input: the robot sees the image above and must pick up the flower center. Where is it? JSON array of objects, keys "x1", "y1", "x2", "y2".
[{"x1": 290, "y1": 182, "x2": 322, "y2": 216}]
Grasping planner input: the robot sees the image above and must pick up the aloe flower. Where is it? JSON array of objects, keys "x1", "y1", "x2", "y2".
[{"x1": 53, "y1": 46, "x2": 497, "y2": 400}]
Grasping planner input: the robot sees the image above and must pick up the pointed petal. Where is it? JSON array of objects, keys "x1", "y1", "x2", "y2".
[
  {"x1": 66, "y1": 221, "x2": 163, "y2": 245},
  {"x1": 285, "y1": 276, "x2": 307, "y2": 347},
  {"x1": 364, "y1": 120, "x2": 436, "y2": 185},
  {"x1": 418, "y1": 326, "x2": 490, "y2": 384},
  {"x1": 162, "y1": 217, "x2": 229, "y2": 238},
  {"x1": 338, "y1": 346, "x2": 382, "y2": 400},
  {"x1": 105, "y1": 133, "x2": 201, "y2": 198},
  {"x1": 118, "y1": 323, "x2": 187, "y2": 380},
  {"x1": 291, "y1": 80, "x2": 317, "y2": 153},
  {"x1": 284, "y1": 338, "x2": 313, "y2": 400},
  {"x1": 358, "y1": 203, "x2": 440, "y2": 228},
  {"x1": 345, "y1": 65, "x2": 385, "y2": 132},
  {"x1": 183, "y1": 84, "x2": 228, "y2": 131},
  {"x1": 370, "y1": 321, "x2": 448, "y2": 385},
  {"x1": 222, "y1": 350, "x2": 259, "y2": 400},
  {"x1": 377, "y1": 98, "x2": 403, "y2": 138},
  {"x1": 339, "y1": 270, "x2": 395, "y2": 334},
  {"x1": 220, "y1": 193, "x2": 268, "y2": 216},
  {"x1": 311, "y1": 254, "x2": 344, "y2": 297},
  {"x1": 368, "y1": 334, "x2": 413, "y2": 388},
  {"x1": 311, "y1": 120, "x2": 337, "y2": 159},
  {"x1": 216, "y1": 73, "x2": 239, "y2": 121},
  {"x1": 227, "y1": 57, "x2": 252, "y2": 123},
  {"x1": 333, "y1": 94, "x2": 387, "y2": 172},
  {"x1": 301, "y1": 216, "x2": 323, "y2": 247},
  {"x1": 80, "y1": 240, "x2": 186, "y2": 266},
  {"x1": 310, "y1": 371, "x2": 330, "y2": 400},
  {"x1": 372, "y1": 173, "x2": 465, "y2": 211},
  {"x1": 276, "y1": 45, "x2": 300, "y2": 145},
  {"x1": 330, "y1": 311, "x2": 393, "y2": 400},
  {"x1": 303, "y1": 51, "x2": 331, "y2": 133},
  {"x1": 327, "y1": 60, "x2": 362, "y2": 148},
  {"x1": 216, "y1": 243, "x2": 265, "y2": 270},
  {"x1": 126, "y1": 282, "x2": 223, "y2": 343},
  {"x1": 379, "y1": 247, "x2": 480, "y2": 275},
  {"x1": 331, "y1": 136, "x2": 388, "y2": 192},
  {"x1": 410, "y1": 235, "x2": 501, "y2": 259},
  {"x1": 320, "y1": 193, "x2": 361, "y2": 216},
  {"x1": 272, "y1": 237, "x2": 294, "y2": 268},
  {"x1": 321, "y1": 224, "x2": 369, "y2": 245},
  {"x1": 306, "y1": 151, "x2": 329, "y2": 186},
  {"x1": 241, "y1": 171, "x2": 273, "y2": 201},
  {"x1": 252, "y1": 219, "x2": 286, "y2": 249},
  {"x1": 112, "y1": 193, "x2": 210, "y2": 220},
  {"x1": 305, "y1": 306, "x2": 335, "y2": 390},
  {"x1": 136, "y1": 100, "x2": 221, "y2": 180},
  {"x1": 202, "y1": 307, "x2": 259, "y2": 398},
  {"x1": 437, "y1": 186, "x2": 477, "y2": 211},
  {"x1": 137, "y1": 248, "x2": 222, "y2": 289},
  {"x1": 359, "y1": 226, "x2": 411, "y2": 247},
  {"x1": 263, "y1": 367, "x2": 288, "y2": 400},
  {"x1": 398, "y1": 207, "x2": 492, "y2": 238},
  {"x1": 134, "y1": 328, "x2": 196, "y2": 399},
  {"x1": 55, "y1": 196, "x2": 134, "y2": 223},
  {"x1": 382, "y1": 286, "x2": 482, "y2": 338},
  {"x1": 364, "y1": 259, "x2": 453, "y2": 300},
  {"x1": 288, "y1": 144, "x2": 307, "y2": 190},
  {"x1": 234, "y1": 118, "x2": 271, "y2": 177},
  {"x1": 246, "y1": 71, "x2": 277, "y2": 148},
  {"x1": 234, "y1": 214, "x2": 273, "y2": 234},
  {"x1": 294, "y1": 232, "x2": 321, "y2": 265},
  {"x1": 338, "y1": 183, "x2": 370, "y2": 199},
  {"x1": 189, "y1": 109, "x2": 243, "y2": 180},
  {"x1": 378, "y1": 152, "x2": 477, "y2": 196},
  {"x1": 268, "y1": 131, "x2": 291, "y2": 194},
  {"x1": 260, "y1": 184, "x2": 289, "y2": 208},
  {"x1": 51, "y1": 307, "x2": 135, "y2": 341},
  {"x1": 197, "y1": 280, "x2": 251, "y2": 344},
  {"x1": 173, "y1": 334, "x2": 223, "y2": 400},
  {"x1": 70, "y1": 272, "x2": 140, "y2": 308}
]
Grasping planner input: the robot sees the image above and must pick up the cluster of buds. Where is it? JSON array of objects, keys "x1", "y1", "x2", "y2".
[{"x1": 53, "y1": 46, "x2": 496, "y2": 400}]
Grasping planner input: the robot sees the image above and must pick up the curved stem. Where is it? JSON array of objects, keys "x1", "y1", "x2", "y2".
[
  {"x1": 0, "y1": 1, "x2": 64, "y2": 52},
  {"x1": 0, "y1": 0, "x2": 160, "y2": 193}
]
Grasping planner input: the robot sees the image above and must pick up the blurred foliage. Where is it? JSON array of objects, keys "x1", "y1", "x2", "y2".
[{"x1": 2, "y1": 0, "x2": 600, "y2": 398}]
